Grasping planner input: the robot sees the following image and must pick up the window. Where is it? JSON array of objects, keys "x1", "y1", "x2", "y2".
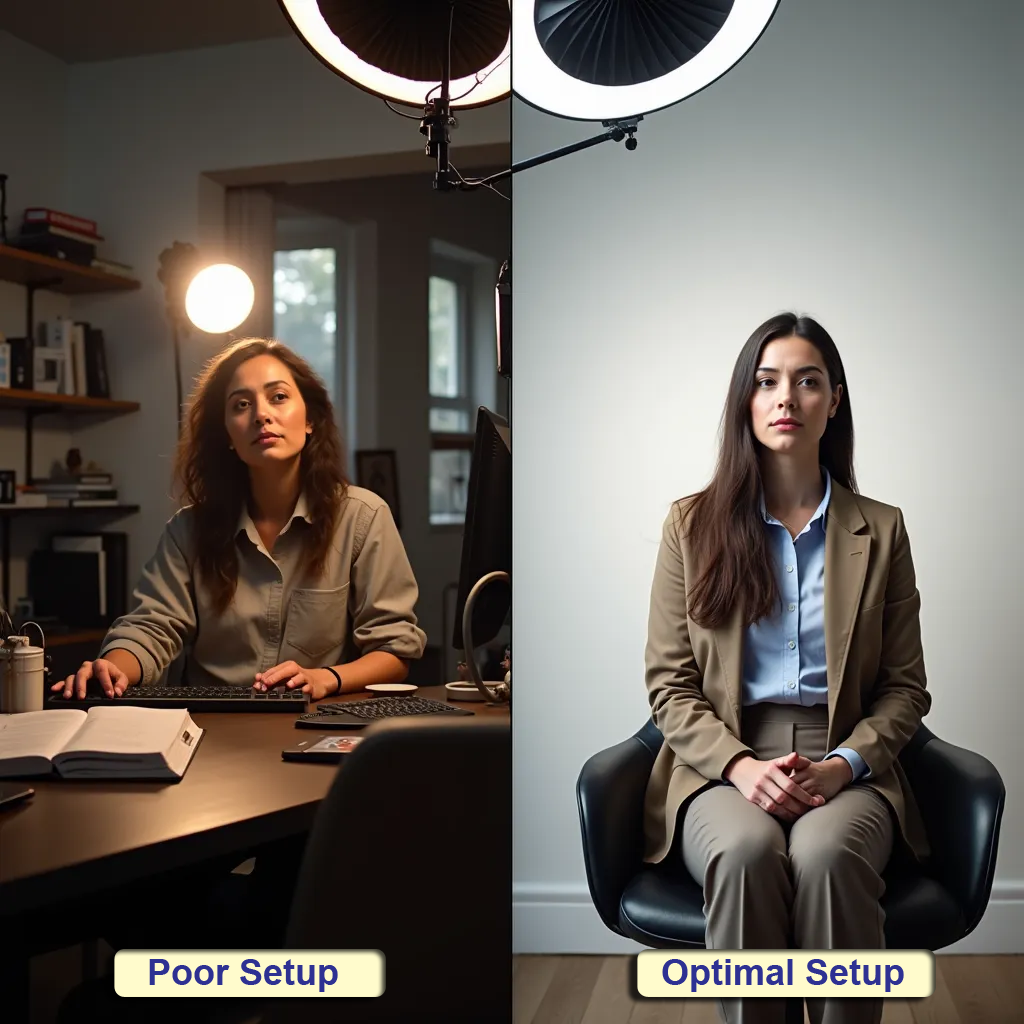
[
  {"x1": 429, "y1": 269, "x2": 475, "y2": 525},
  {"x1": 272, "y1": 248, "x2": 337, "y2": 404}
]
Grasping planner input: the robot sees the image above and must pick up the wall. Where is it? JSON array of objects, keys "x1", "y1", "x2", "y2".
[
  {"x1": 57, "y1": 35, "x2": 508, "y2": 645},
  {"x1": 0, "y1": 31, "x2": 77, "y2": 604},
  {"x1": 273, "y1": 175, "x2": 510, "y2": 649},
  {"x1": 512, "y1": 0, "x2": 1023, "y2": 953}
]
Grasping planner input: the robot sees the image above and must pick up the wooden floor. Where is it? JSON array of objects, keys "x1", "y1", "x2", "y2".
[{"x1": 513, "y1": 956, "x2": 1024, "y2": 1024}]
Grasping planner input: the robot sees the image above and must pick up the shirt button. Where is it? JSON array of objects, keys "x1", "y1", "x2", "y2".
[
  {"x1": 787, "y1": 681, "x2": 796, "y2": 689},
  {"x1": 786, "y1": 564, "x2": 794, "y2": 573},
  {"x1": 788, "y1": 603, "x2": 796, "y2": 612},
  {"x1": 788, "y1": 640, "x2": 796, "y2": 649}
]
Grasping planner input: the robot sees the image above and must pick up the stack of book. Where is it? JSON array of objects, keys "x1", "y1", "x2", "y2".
[
  {"x1": 0, "y1": 317, "x2": 110, "y2": 396},
  {"x1": 14, "y1": 208, "x2": 134, "y2": 278},
  {"x1": 16, "y1": 473, "x2": 119, "y2": 509}
]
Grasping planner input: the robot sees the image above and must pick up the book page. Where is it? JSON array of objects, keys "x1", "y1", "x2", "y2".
[
  {"x1": 59, "y1": 705, "x2": 190, "y2": 756},
  {"x1": 0, "y1": 710, "x2": 87, "y2": 762}
]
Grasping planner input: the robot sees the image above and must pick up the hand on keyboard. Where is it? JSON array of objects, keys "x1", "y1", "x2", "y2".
[
  {"x1": 253, "y1": 660, "x2": 340, "y2": 700},
  {"x1": 52, "y1": 658, "x2": 132, "y2": 700}
]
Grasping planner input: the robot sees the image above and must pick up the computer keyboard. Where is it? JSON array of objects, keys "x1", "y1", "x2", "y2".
[
  {"x1": 45, "y1": 685, "x2": 310, "y2": 713},
  {"x1": 296, "y1": 695, "x2": 473, "y2": 729}
]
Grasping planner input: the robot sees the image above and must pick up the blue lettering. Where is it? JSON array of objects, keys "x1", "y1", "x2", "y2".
[
  {"x1": 265, "y1": 965, "x2": 281, "y2": 986},
  {"x1": 241, "y1": 959, "x2": 262, "y2": 985},
  {"x1": 149, "y1": 959, "x2": 169, "y2": 985},
  {"x1": 690, "y1": 964, "x2": 710, "y2": 993},
  {"x1": 807, "y1": 959, "x2": 828, "y2": 985},
  {"x1": 735, "y1": 964, "x2": 763, "y2": 986},
  {"x1": 172, "y1": 965, "x2": 192, "y2": 986},
  {"x1": 194, "y1": 965, "x2": 214, "y2": 986},
  {"x1": 319, "y1": 965, "x2": 338, "y2": 992},
  {"x1": 831, "y1": 964, "x2": 848, "y2": 985},
  {"x1": 297, "y1": 964, "x2": 316, "y2": 986},
  {"x1": 662, "y1": 959, "x2": 687, "y2": 985},
  {"x1": 885, "y1": 965, "x2": 904, "y2": 992}
]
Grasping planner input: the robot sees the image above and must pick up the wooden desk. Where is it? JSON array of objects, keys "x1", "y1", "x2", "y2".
[{"x1": 0, "y1": 685, "x2": 509, "y2": 917}]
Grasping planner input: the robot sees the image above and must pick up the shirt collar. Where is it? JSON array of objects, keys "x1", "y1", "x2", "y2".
[
  {"x1": 236, "y1": 491, "x2": 313, "y2": 547},
  {"x1": 759, "y1": 468, "x2": 832, "y2": 536}
]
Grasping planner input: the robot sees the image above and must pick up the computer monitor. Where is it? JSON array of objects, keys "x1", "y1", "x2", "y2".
[{"x1": 452, "y1": 406, "x2": 511, "y2": 654}]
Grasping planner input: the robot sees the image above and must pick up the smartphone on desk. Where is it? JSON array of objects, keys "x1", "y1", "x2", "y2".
[
  {"x1": 282, "y1": 734, "x2": 364, "y2": 764},
  {"x1": 0, "y1": 783, "x2": 35, "y2": 810}
]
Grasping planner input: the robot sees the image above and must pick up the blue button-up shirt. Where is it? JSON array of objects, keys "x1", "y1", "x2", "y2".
[{"x1": 742, "y1": 469, "x2": 868, "y2": 780}]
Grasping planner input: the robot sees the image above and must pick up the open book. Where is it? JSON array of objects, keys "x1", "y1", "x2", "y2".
[{"x1": 0, "y1": 706, "x2": 203, "y2": 780}]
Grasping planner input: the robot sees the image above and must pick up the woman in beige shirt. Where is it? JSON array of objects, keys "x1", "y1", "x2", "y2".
[
  {"x1": 49, "y1": 336, "x2": 428, "y2": 954},
  {"x1": 53, "y1": 336, "x2": 426, "y2": 700}
]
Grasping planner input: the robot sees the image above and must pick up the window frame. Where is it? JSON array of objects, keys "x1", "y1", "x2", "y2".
[
  {"x1": 428, "y1": 255, "x2": 478, "y2": 527},
  {"x1": 428, "y1": 256, "x2": 476, "y2": 437}
]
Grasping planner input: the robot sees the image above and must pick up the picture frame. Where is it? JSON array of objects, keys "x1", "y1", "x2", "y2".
[{"x1": 354, "y1": 449, "x2": 401, "y2": 530}]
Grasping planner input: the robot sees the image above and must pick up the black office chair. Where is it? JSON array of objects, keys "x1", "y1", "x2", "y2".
[
  {"x1": 59, "y1": 716, "x2": 511, "y2": 1024},
  {"x1": 577, "y1": 719, "x2": 1004, "y2": 1018}
]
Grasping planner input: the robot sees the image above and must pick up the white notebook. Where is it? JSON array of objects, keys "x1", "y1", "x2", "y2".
[{"x1": 0, "y1": 706, "x2": 203, "y2": 780}]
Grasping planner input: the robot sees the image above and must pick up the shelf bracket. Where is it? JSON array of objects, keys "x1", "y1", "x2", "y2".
[{"x1": 0, "y1": 515, "x2": 8, "y2": 612}]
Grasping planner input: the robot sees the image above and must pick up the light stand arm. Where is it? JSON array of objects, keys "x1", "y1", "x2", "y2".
[{"x1": 469, "y1": 117, "x2": 643, "y2": 189}]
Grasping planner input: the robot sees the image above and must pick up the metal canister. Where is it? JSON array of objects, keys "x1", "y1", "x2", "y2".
[{"x1": 0, "y1": 627, "x2": 47, "y2": 713}]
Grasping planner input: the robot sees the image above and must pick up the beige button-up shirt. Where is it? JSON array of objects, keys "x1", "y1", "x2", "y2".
[{"x1": 100, "y1": 486, "x2": 427, "y2": 687}]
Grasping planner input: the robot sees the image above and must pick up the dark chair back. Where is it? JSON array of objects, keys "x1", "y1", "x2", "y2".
[
  {"x1": 578, "y1": 716, "x2": 1005, "y2": 950},
  {"x1": 267, "y1": 717, "x2": 511, "y2": 1024},
  {"x1": 893, "y1": 723, "x2": 1005, "y2": 935}
]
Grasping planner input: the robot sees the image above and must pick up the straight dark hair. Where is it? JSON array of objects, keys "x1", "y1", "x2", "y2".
[
  {"x1": 174, "y1": 337, "x2": 349, "y2": 614},
  {"x1": 682, "y1": 313, "x2": 857, "y2": 629}
]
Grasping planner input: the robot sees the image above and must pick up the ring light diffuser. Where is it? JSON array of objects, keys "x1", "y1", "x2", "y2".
[
  {"x1": 513, "y1": 0, "x2": 781, "y2": 120},
  {"x1": 278, "y1": 0, "x2": 511, "y2": 109}
]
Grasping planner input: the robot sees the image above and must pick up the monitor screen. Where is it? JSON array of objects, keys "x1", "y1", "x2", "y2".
[{"x1": 452, "y1": 406, "x2": 511, "y2": 651}]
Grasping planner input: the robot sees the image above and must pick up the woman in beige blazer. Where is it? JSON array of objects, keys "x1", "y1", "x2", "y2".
[{"x1": 644, "y1": 313, "x2": 930, "y2": 1024}]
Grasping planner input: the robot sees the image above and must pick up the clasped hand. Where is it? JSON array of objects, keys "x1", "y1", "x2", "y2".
[{"x1": 725, "y1": 753, "x2": 853, "y2": 822}]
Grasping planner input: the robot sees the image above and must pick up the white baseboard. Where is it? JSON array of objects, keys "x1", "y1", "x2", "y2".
[{"x1": 513, "y1": 881, "x2": 1024, "y2": 955}]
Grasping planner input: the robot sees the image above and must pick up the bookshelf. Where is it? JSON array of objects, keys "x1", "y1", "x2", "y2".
[
  {"x1": 0, "y1": 244, "x2": 140, "y2": 294},
  {"x1": 0, "y1": 243, "x2": 143, "y2": 613}
]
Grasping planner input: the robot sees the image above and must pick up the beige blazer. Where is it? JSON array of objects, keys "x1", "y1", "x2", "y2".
[{"x1": 643, "y1": 480, "x2": 931, "y2": 865}]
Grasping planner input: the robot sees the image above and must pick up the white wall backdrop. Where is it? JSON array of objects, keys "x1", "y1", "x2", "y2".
[{"x1": 512, "y1": 0, "x2": 1023, "y2": 953}]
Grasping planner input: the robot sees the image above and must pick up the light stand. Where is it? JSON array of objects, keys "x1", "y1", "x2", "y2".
[
  {"x1": 418, "y1": 4, "x2": 643, "y2": 193},
  {"x1": 157, "y1": 242, "x2": 202, "y2": 435}
]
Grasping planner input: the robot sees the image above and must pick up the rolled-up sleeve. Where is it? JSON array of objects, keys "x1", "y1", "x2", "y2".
[
  {"x1": 99, "y1": 515, "x2": 197, "y2": 685},
  {"x1": 349, "y1": 503, "x2": 427, "y2": 660}
]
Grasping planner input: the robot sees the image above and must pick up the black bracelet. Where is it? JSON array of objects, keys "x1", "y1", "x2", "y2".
[{"x1": 322, "y1": 666, "x2": 343, "y2": 694}]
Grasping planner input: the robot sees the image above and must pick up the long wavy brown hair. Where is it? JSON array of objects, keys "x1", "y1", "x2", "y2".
[
  {"x1": 174, "y1": 337, "x2": 348, "y2": 613},
  {"x1": 682, "y1": 313, "x2": 857, "y2": 630}
]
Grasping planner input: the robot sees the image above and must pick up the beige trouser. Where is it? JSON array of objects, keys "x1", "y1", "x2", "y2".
[{"x1": 682, "y1": 703, "x2": 893, "y2": 1024}]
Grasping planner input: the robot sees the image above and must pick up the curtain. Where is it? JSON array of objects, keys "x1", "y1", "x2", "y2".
[{"x1": 224, "y1": 187, "x2": 275, "y2": 339}]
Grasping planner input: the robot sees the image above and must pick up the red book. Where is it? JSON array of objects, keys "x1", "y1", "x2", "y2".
[{"x1": 22, "y1": 208, "x2": 99, "y2": 238}]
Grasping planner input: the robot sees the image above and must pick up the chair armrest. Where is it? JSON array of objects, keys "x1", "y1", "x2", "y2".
[
  {"x1": 577, "y1": 722, "x2": 661, "y2": 934},
  {"x1": 900, "y1": 727, "x2": 1005, "y2": 935}
]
